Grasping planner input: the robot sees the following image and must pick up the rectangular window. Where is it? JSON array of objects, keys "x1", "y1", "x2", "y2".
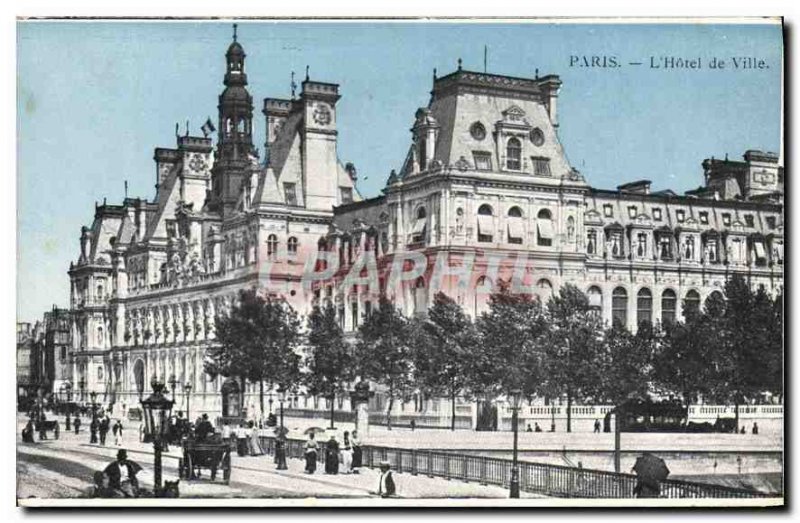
[
  {"x1": 628, "y1": 206, "x2": 637, "y2": 218},
  {"x1": 532, "y1": 156, "x2": 551, "y2": 176},
  {"x1": 699, "y1": 211, "x2": 709, "y2": 224},
  {"x1": 745, "y1": 215, "x2": 755, "y2": 227},
  {"x1": 283, "y1": 182, "x2": 297, "y2": 206},
  {"x1": 676, "y1": 210, "x2": 685, "y2": 223},
  {"x1": 653, "y1": 208, "x2": 662, "y2": 221},
  {"x1": 766, "y1": 216, "x2": 776, "y2": 229},
  {"x1": 472, "y1": 151, "x2": 492, "y2": 171},
  {"x1": 603, "y1": 204, "x2": 614, "y2": 218},
  {"x1": 722, "y1": 213, "x2": 731, "y2": 226},
  {"x1": 340, "y1": 187, "x2": 353, "y2": 204}
]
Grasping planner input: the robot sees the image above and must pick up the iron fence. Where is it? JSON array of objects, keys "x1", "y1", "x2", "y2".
[{"x1": 258, "y1": 436, "x2": 774, "y2": 499}]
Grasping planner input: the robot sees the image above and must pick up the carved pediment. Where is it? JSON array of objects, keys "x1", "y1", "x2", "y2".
[{"x1": 502, "y1": 105, "x2": 527, "y2": 122}]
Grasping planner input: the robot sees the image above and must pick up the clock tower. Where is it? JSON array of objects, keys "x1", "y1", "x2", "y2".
[{"x1": 211, "y1": 24, "x2": 257, "y2": 216}]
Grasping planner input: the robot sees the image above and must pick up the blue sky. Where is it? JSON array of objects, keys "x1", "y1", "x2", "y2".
[{"x1": 17, "y1": 20, "x2": 782, "y2": 322}]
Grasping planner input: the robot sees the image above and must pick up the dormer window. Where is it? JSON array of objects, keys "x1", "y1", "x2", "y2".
[
  {"x1": 284, "y1": 182, "x2": 297, "y2": 206},
  {"x1": 472, "y1": 151, "x2": 492, "y2": 171},
  {"x1": 532, "y1": 156, "x2": 551, "y2": 176},
  {"x1": 340, "y1": 187, "x2": 353, "y2": 204},
  {"x1": 745, "y1": 215, "x2": 755, "y2": 228},
  {"x1": 506, "y1": 137, "x2": 522, "y2": 170},
  {"x1": 676, "y1": 210, "x2": 685, "y2": 223},
  {"x1": 722, "y1": 213, "x2": 731, "y2": 226}
]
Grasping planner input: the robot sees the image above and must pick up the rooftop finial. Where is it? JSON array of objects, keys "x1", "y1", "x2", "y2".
[
  {"x1": 457, "y1": 57, "x2": 463, "y2": 71},
  {"x1": 433, "y1": 68, "x2": 437, "y2": 81},
  {"x1": 175, "y1": 122, "x2": 179, "y2": 137},
  {"x1": 305, "y1": 65, "x2": 310, "y2": 82},
  {"x1": 291, "y1": 71, "x2": 297, "y2": 99},
  {"x1": 185, "y1": 119, "x2": 190, "y2": 137},
  {"x1": 233, "y1": 23, "x2": 238, "y2": 42},
  {"x1": 725, "y1": 153, "x2": 729, "y2": 161},
  {"x1": 535, "y1": 68, "x2": 539, "y2": 79}
]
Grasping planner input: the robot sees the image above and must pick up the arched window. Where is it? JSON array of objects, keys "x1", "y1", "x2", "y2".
[
  {"x1": 96, "y1": 284, "x2": 104, "y2": 300},
  {"x1": 661, "y1": 289, "x2": 677, "y2": 324},
  {"x1": 412, "y1": 207, "x2": 427, "y2": 243},
  {"x1": 506, "y1": 137, "x2": 522, "y2": 170},
  {"x1": 477, "y1": 204, "x2": 494, "y2": 243},
  {"x1": 97, "y1": 326, "x2": 104, "y2": 347},
  {"x1": 537, "y1": 279, "x2": 553, "y2": 302},
  {"x1": 287, "y1": 236, "x2": 299, "y2": 256},
  {"x1": 637, "y1": 288, "x2": 653, "y2": 326},
  {"x1": 587, "y1": 286, "x2": 603, "y2": 316},
  {"x1": 537, "y1": 209, "x2": 553, "y2": 247},
  {"x1": 567, "y1": 216, "x2": 575, "y2": 240},
  {"x1": 413, "y1": 277, "x2": 427, "y2": 315},
  {"x1": 267, "y1": 234, "x2": 278, "y2": 260},
  {"x1": 684, "y1": 289, "x2": 701, "y2": 316},
  {"x1": 507, "y1": 206, "x2": 524, "y2": 244},
  {"x1": 612, "y1": 287, "x2": 628, "y2": 327}
]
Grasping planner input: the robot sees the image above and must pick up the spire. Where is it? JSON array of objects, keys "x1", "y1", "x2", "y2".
[
  {"x1": 233, "y1": 23, "x2": 238, "y2": 43},
  {"x1": 291, "y1": 71, "x2": 297, "y2": 99}
]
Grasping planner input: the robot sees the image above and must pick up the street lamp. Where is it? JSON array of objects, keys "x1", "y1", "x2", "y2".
[
  {"x1": 508, "y1": 388, "x2": 523, "y2": 499},
  {"x1": 184, "y1": 382, "x2": 193, "y2": 422},
  {"x1": 168, "y1": 374, "x2": 178, "y2": 399},
  {"x1": 276, "y1": 385, "x2": 288, "y2": 470},
  {"x1": 78, "y1": 377, "x2": 86, "y2": 402},
  {"x1": 140, "y1": 377, "x2": 174, "y2": 496},
  {"x1": 90, "y1": 391, "x2": 98, "y2": 419},
  {"x1": 268, "y1": 392, "x2": 273, "y2": 415}
]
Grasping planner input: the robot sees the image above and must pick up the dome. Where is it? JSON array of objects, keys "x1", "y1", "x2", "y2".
[
  {"x1": 226, "y1": 41, "x2": 245, "y2": 59},
  {"x1": 221, "y1": 85, "x2": 251, "y2": 102}
]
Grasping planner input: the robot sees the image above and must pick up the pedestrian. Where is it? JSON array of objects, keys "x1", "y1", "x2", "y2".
[
  {"x1": 304, "y1": 433, "x2": 318, "y2": 474},
  {"x1": 113, "y1": 419, "x2": 124, "y2": 446},
  {"x1": 550, "y1": 422, "x2": 556, "y2": 432},
  {"x1": 22, "y1": 420, "x2": 35, "y2": 443},
  {"x1": 341, "y1": 431, "x2": 353, "y2": 474},
  {"x1": 89, "y1": 471, "x2": 122, "y2": 498},
  {"x1": 526, "y1": 423, "x2": 533, "y2": 432},
  {"x1": 221, "y1": 421, "x2": 233, "y2": 449},
  {"x1": 195, "y1": 413, "x2": 214, "y2": 442},
  {"x1": 90, "y1": 417, "x2": 99, "y2": 444},
  {"x1": 66, "y1": 413, "x2": 71, "y2": 431},
  {"x1": 351, "y1": 430, "x2": 362, "y2": 473},
  {"x1": 275, "y1": 432, "x2": 288, "y2": 470},
  {"x1": 375, "y1": 460, "x2": 396, "y2": 498},
  {"x1": 99, "y1": 416, "x2": 110, "y2": 446},
  {"x1": 103, "y1": 449, "x2": 143, "y2": 498},
  {"x1": 594, "y1": 419, "x2": 601, "y2": 433},
  {"x1": 534, "y1": 422, "x2": 542, "y2": 432},
  {"x1": 410, "y1": 419, "x2": 416, "y2": 431},
  {"x1": 740, "y1": 426, "x2": 746, "y2": 434},
  {"x1": 74, "y1": 415, "x2": 81, "y2": 435},
  {"x1": 38, "y1": 416, "x2": 48, "y2": 441},
  {"x1": 752, "y1": 422, "x2": 759, "y2": 435},
  {"x1": 325, "y1": 434, "x2": 340, "y2": 474},
  {"x1": 236, "y1": 423, "x2": 249, "y2": 457},
  {"x1": 248, "y1": 420, "x2": 264, "y2": 456}
]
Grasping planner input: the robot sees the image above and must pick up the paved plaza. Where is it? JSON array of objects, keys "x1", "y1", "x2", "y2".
[{"x1": 16, "y1": 414, "x2": 541, "y2": 500}]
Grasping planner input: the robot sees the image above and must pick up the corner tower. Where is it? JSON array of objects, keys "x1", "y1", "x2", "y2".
[{"x1": 211, "y1": 24, "x2": 257, "y2": 216}]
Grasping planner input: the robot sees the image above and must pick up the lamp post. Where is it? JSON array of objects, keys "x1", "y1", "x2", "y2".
[
  {"x1": 275, "y1": 385, "x2": 287, "y2": 470},
  {"x1": 168, "y1": 374, "x2": 178, "y2": 400},
  {"x1": 140, "y1": 377, "x2": 174, "y2": 496},
  {"x1": 78, "y1": 377, "x2": 86, "y2": 403},
  {"x1": 90, "y1": 391, "x2": 98, "y2": 419},
  {"x1": 509, "y1": 388, "x2": 522, "y2": 499},
  {"x1": 268, "y1": 393, "x2": 273, "y2": 415},
  {"x1": 184, "y1": 382, "x2": 193, "y2": 422}
]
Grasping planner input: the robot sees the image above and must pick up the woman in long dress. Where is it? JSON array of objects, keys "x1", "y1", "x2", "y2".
[
  {"x1": 248, "y1": 421, "x2": 264, "y2": 456},
  {"x1": 351, "y1": 430, "x2": 362, "y2": 473},
  {"x1": 324, "y1": 435, "x2": 339, "y2": 474},
  {"x1": 341, "y1": 431, "x2": 353, "y2": 474},
  {"x1": 304, "y1": 433, "x2": 318, "y2": 474}
]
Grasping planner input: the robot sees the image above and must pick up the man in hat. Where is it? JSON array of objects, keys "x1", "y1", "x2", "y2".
[
  {"x1": 376, "y1": 460, "x2": 396, "y2": 498},
  {"x1": 103, "y1": 449, "x2": 143, "y2": 498}
]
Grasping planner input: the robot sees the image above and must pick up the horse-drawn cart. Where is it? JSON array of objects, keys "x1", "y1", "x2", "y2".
[
  {"x1": 178, "y1": 438, "x2": 231, "y2": 484},
  {"x1": 35, "y1": 419, "x2": 60, "y2": 439}
]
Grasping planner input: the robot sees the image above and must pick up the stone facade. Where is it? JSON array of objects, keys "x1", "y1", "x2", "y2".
[{"x1": 66, "y1": 32, "x2": 783, "y2": 422}]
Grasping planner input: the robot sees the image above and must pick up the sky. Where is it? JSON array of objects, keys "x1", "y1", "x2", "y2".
[{"x1": 16, "y1": 20, "x2": 783, "y2": 322}]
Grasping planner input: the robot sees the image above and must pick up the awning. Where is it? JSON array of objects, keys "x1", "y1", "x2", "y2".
[
  {"x1": 588, "y1": 292, "x2": 602, "y2": 308},
  {"x1": 412, "y1": 218, "x2": 426, "y2": 234},
  {"x1": 477, "y1": 215, "x2": 493, "y2": 235},
  {"x1": 507, "y1": 218, "x2": 524, "y2": 240},
  {"x1": 537, "y1": 219, "x2": 554, "y2": 240},
  {"x1": 754, "y1": 241, "x2": 767, "y2": 260}
]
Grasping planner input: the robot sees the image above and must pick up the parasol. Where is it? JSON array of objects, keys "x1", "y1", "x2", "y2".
[
  {"x1": 303, "y1": 426, "x2": 327, "y2": 435},
  {"x1": 633, "y1": 452, "x2": 670, "y2": 483}
]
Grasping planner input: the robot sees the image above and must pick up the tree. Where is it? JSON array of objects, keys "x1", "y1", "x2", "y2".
[
  {"x1": 476, "y1": 282, "x2": 548, "y2": 413},
  {"x1": 355, "y1": 297, "x2": 413, "y2": 430},
  {"x1": 205, "y1": 289, "x2": 302, "y2": 421},
  {"x1": 304, "y1": 303, "x2": 354, "y2": 429},
  {"x1": 541, "y1": 284, "x2": 606, "y2": 432},
  {"x1": 598, "y1": 321, "x2": 657, "y2": 406},
  {"x1": 411, "y1": 292, "x2": 480, "y2": 430}
]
